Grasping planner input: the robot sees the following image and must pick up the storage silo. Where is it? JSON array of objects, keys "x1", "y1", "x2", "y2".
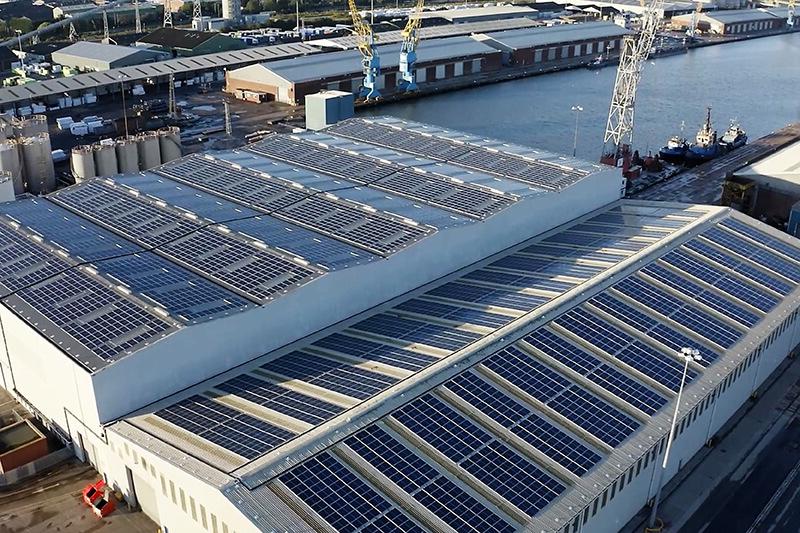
[
  {"x1": 0, "y1": 114, "x2": 13, "y2": 141},
  {"x1": 115, "y1": 136, "x2": 139, "y2": 173},
  {"x1": 0, "y1": 140, "x2": 23, "y2": 195},
  {"x1": 13, "y1": 115, "x2": 48, "y2": 138},
  {"x1": 0, "y1": 172, "x2": 15, "y2": 203},
  {"x1": 71, "y1": 145, "x2": 96, "y2": 182},
  {"x1": 20, "y1": 133, "x2": 56, "y2": 195},
  {"x1": 158, "y1": 127, "x2": 182, "y2": 164},
  {"x1": 93, "y1": 143, "x2": 118, "y2": 177},
  {"x1": 137, "y1": 132, "x2": 161, "y2": 170}
]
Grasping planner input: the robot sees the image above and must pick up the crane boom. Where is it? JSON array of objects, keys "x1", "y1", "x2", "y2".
[
  {"x1": 600, "y1": 0, "x2": 665, "y2": 167},
  {"x1": 399, "y1": 0, "x2": 424, "y2": 92},
  {"x1": 348, "y1": 0, "x2": 380, "y2": 100},
  {"x1": 688, "y1": 0, "x2": 702, "y2": 39}
]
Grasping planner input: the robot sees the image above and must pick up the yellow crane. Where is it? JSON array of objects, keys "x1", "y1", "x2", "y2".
[
  {"x1": 347, "y1": 0, "x2": 380, "y2": 99},
  {"x1": 399, "y1": 0, "x2": 424, "y2": 91}
]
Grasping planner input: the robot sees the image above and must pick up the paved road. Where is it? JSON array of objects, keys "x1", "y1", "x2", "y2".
[{"x1": 681, "y1": 416, "x2": 800, "y2": 533}]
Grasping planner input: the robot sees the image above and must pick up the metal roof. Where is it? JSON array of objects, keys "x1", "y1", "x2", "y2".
[
  {"x1": 112, "y1": 201, "x2": 800, "y2": 533},
  {"x1": 306, "y1": 18, "x2": 540, "y2": 50},
  {"x1": 238, "y1": 35, "x2": 498, "y2": 83},
  {"x1": 51, "y1": 41, "x2": 164, "y2": 64},
  {"x1": 700, "y1": 8, "x2": 783, "y2": 23},
  {"x1": 0, "y1": 41, "x2": 319, "y2": 109},
  {"x1": 480, "y1": 21, "x2": 632, "y2": 50},
  {"x1": 416, "y1": 5, "x2": 539, "y2": 21}
]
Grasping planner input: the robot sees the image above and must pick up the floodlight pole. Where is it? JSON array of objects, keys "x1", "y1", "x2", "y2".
[{"x1": 647, "y1": 347, "x2": 701, "y2": 531}]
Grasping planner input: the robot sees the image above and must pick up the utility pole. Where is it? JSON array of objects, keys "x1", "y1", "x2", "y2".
[
  {"x1": 295, "y1": 0, "x2": 300, "y2": 33},
  {"x1": 168, "y1": 73, "x2": 177, "y2": 119},
  {"x1": 135, "y1": 0, "x2": 142, "y2": 33},
  {"x1": 571, "y1": 105, "x2": 583, "y2": 157},
  {"x1": 224, "y1": 101, "x2": 232, "y2": 136},
  {"x1": 102, "y1": 10, "x2": 110, "y2": 42}
]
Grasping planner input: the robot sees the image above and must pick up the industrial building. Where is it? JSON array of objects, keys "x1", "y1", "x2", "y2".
[
  {"x1": 0, "y1": 116, "x2": 799, "y2": 533},
  {"x1": 476, "y1": 21, "x2": 631, "y2": 66},
  {"x1": 416, "y1": 5, "x2": 540, "y2": 24},
  {"x1": 51, "y1": 41, "x2": 171, "y2": 72},
  {"x1": 671, "y1": 8, "x2": 790, "y2": 35},
  {"x1": 534, "y1": 0, "x2": 698, "y2": 17},
  {"x1": 225, "y1": 35, "x2": 502, "y2": 104},
  {"x1": 137, "y1": 28, "x2": 247, "y2": 57}
]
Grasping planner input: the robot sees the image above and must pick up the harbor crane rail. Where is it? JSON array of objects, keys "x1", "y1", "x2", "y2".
[
  {"x1": 348, "y1": 0, "x2": 381, "y2": 100},
  {"x1": 600, "y1": 0, "x2": 665, "y2": 168},
  {"x1": 399, "y1": 0, "x2": 424, "y2": 92}
]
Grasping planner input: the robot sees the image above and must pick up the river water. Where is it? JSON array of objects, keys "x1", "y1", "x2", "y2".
[{"x1": 361, "y1": 32, "x2": 800, "y2": 160}]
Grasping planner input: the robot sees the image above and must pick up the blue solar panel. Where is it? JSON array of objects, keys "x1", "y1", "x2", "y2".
[
  {"x1": 443, "y1": 371, "x2": 602, "y2": 476},
  {"x1": 642, "y1": 261, "x2": 763, "y2": 326},
  {"x1": 313, "y1": 333, "x2": 437, "y2": 372},
  {"x1": 156, "y1": 395, "x2": 294, "y2": 459},
  {"x1": 392, "y1": 394, "x2": 565, "y2": 516},
  {"x1": 613, "y1": 277, "x2": 743, "y2": 349},
  {"x1": 227, "y1": 217, "x2": 376, "y2": 270},
  {"x1": 97, "y1": 253, "x2": 251, "y2": 322},
  {"x1": 568, "y1": 223, "x2": 668, "y2": 238},
  {"x1": 214, "y1": 373, "x2": 344, "y2": 425},
  {"x1": 263, "y1": 351, "x2": 397, "y2": 400},
  {"x1": 1, "y1": 199, "x2": 142, "y2": 261},
  {"x1": 351, "y1": 313, "x2": 483, "y2": 352},
  {"x1": 525, "y1": 329, "x2": 667, "y2": 414},
  {"x1": 463, "y1": 268, "x2": 578, "y2": 293},
  {"x1": 490, "y1": 254, "x2": 604, "y2": 279},
  {"x1": 660, "y1": 249, "x2": 778, "y2": 313},
  {"x1": 520, "y1": 243, "x2": 627, "y2": 263},
  {"x1": 0, "y1": 222, "x2": 72, "y2": 296},
  {"x1": 395, "y1": 298, "x2": 513, "y2": 328},
  {"x1": 483, "y1": 346, "x2": 639, "y2": 447},
  {"x1": 426, "y1": 281, "x2": 548, "y2": 312},
  {"x1": 553, "y1": 307, "x2": 697, "y2": 392},
  {"x1": 542, "y1": 231, "x2": 651, "y2": 252},
  {"x1": 588, "y1": 292, "x2": 719, "y2": 365},
  {"x1": 702, "y1": 227, "x2": 800, "y2": 283},
  {"x1": 585, "y1": 213, "x2": 689, "y2": 229},
  {"x1": 279, "y1": 452, "x2": 423, "y2": 533},
  {"x1": 721, "y1": 218, "x2": 800, "y2": 264}
]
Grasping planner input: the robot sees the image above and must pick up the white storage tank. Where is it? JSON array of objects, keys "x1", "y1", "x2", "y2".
[
  {"x1": 0, "y1": 114, "x2": 13, "y2": 141},
  {"x1": 0, "y1": 171, "x2": 15, "y2": 203},
  {"x1": 93, "y1": 143, "x2": 118, "y2": 177},
  {"x1": 13, "y1": 114, "x2": 48, "y2": 138},
  {"x1": 137, "y1": 132, "x2": 161, "y2": 170},
  {"x1": 115, "y1": 136, "x2": 139, "y2": 174},
  {"x1": 158, "y1": 127, "x2": 182, "y2": 164},
  {"x1": 20, "y1": 133, "x2": 56, "y2": 195},
  {"x1": 71, "y1": 145, "x2": 96, "y2": 182},
  {"x1": 0, "y1": 140, "x2": 23, "y2": 194}
]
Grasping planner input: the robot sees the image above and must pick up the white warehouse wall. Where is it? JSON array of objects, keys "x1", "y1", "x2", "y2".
[{"x1": 89, "y1": 170, "x2": 624, "y2": 424}]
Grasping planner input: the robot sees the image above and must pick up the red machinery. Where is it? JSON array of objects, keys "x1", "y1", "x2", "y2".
[{"x1": 81, "y1": 479, "x2": 116, "y2": 518}]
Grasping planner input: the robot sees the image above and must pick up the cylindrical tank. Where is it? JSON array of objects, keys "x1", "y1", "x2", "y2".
[
  {"x1": 0, "y1": 171, "x2": 14, "y2": 203},
  {"x1": 137, "y1": 131, "x2": 161, "y2": 170},
  {"x1": 158, "y1": 127, "x2": 182, "y2": 164},
  {"x1": 0, "y1": 140, "x2": 23, "y2": 195},
  {"x1": 115, "y1": 135, "x2": 139, "y2": 173},
  {"x1": 71, "y1": 145, "x2": 96, "y2": 182},
  {"x1": 93, "y1": 143, "x2": 118, "y2": 177},
  {"x1": 19, "y1": 133, "x2": 55, "y2": 195},
  {"x1": 13, "y1": 114, "x2": 48, "y2": 138},
  {"x1": 0, "y1": 114, "x2": 13, "y2": 141}
]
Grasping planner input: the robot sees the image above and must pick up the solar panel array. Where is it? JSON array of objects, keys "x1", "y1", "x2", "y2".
[
  {"x1": 326, "y1": 118, "x2": 589, "y2": 191},
  {"x1": 129, "y1": 209, "x2": 800, "y2": 533},
  {"x1": 0, "y1": 220, "x2": 73, "y2": 297},
  {"x1": 157, "y1": 154, "x2": 435, "y2": 257},
  {"x1": 248, "y1": 134, "x2": 516, "y2": 220}
]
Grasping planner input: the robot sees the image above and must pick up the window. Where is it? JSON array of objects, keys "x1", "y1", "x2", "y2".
[
  {"x1": 601, "y1": 489, "x2": 608, "y2": 508},
  {"x1": 583, "y1": 507, "x2": 590, "y2": 524},
  {"x1": 592, "y1": 498, "x2": 599, "y2": 516},
  {"x1": 223, "y1": 523, "x2": 230, "y2": 533},
  {"x1": 572, "y1": 516, "x2": 580, "y2": 532},
  {"x1": 620, "y1": 474, "x2": 626, "y2": 491},
  {"x1": 169, "y1": 481, "x2": 176, "y2": 504},
  {"x1": 180, "y1": 488, "x2": 187, "y2": 512},
  {"x1": 628, "y1": 468, "x2": 634, "y2": 483},
  {"x1": 190, "y1": 497, "x2": 197, "y2": 521},
  {"x1": 211, "y1": 514, "x2": 219, "y2": 533},
  {"x1": 201, "y1": 505, "x2": 208, "y2": 529},
  {"x1": 636, "y1": 458, "x2": 642, "y2": 475},
  {"x1": 160, "y1": 475, "x2": 166, "y2": 496},
  {"x1": 610, "y1": 482, "x2": 617, "y2": 500},
  {"x1": 150, "y1": 465, "x2": 156, "y2": 478}
]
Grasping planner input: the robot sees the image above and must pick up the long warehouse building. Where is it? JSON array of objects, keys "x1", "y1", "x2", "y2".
[{"x1": 0, "y1": 117, "x2": 800, "y2": 533}]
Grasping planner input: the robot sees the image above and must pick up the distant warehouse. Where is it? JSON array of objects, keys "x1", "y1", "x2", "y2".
[
  {"x1": 52, "y1": 41, "x2": 171, "y2": 72},
  {"x1": 136, "y1": 27, "x2": 246, "y2": 57},
  {"x1": 225, "y1": 35, "x2": 502, "y2": 105},
  {"x1": 415, "y1": 4, "x2": 540, "y2": 24},
  {"x1": 226, "y1": 22, "x2": 632, "y2": 104},
  {"x1": 671, "y1": 8, "x2": 796, "y2": 35}
]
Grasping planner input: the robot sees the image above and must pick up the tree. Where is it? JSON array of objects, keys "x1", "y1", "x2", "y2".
[
  {"x1": 8, "y1": 17, "x2": 33, "y2": 34},
  {"x1": 243, "y1": 0, "x2": 262, "y2": 13}
]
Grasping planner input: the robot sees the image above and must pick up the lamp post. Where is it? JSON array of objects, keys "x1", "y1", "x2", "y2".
[
  {"x1": 571, "y1": 105, "x2": 583, "y2": 157},
  {"x1": 117, "y1": 74, "x2": 129, "y2": 137},
  {"x1": 647, "y1": 347, "x2": 702, "y2": 530},
  {"x1": 14, "y1": 30, "x2": 24, "y2": 72}
]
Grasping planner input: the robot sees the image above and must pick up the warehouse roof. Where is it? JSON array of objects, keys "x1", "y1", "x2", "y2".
[
  {"x1": 736, "y1": 139, "x2": 800, "y2": 184},
  {"x1": 416, "y1": 4, "x2": 539, "y2": 22},
  {"x1": 137, "y1": 27, "x2": 225, "y2": 50},
  {"x1": 687, "y1": 8, "x2": 783, "y2": 23},
  {"x1": 306, "y1": 17, "x2": 540, "y2": 50},
  {"x1": 232, "y1": 35, "x2": 497, "y2": 83},
  {"x1": 0, "y1": 117, "x2": 605, "y2": 372},
  {"x1": 52, "y1": 41, "x2": 163, "y2": 64},
  {"x1": 478, "y1": 21, "x2": 631, "y2": 50},
  {"x1": 542, "y1": 0, "x2": 696, "y2": 14},
  {"x1": 113, "y1": 199, "x2": 800, "y2": 533},
  {"x1": 0, "y1": 41, "x2": 318, "y2": 109}
]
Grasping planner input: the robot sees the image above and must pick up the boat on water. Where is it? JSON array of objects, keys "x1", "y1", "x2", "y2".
[
  {"x1": 586, "y1": 53, "x2": 610, "y2": 70},
  {"x1": 720, "y1": 121, "x2": 747, "y2": 151},
  {"x1": 685, "y1": 107, "x2": 721, "y2": 165},
  {"x1": 658, "y1": 122, "x2": 689, "y2": 163}
]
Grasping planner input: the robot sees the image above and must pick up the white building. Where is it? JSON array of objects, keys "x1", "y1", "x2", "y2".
[{"x1": 0, "y1": 117, "x2": 799, "y2": 533}]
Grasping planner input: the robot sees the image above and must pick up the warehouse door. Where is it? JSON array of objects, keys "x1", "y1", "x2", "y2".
[{"x1": 131, "y1": 468, "x2": 160, "y2": 523}]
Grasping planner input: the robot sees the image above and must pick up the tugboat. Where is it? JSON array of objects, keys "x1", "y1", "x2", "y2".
[
  {"x1": 685, "y1": 107, "x2": 721, "y2": 166},
  {"x1": 719, "y1": 120, "x2": 747, "y2": 152},
  {"x1": 586, "y1": 52, "x2": 609, "y2": 70},
  {"x1": 658, "y1": 122, "x2": 689, "y2": 164}
]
